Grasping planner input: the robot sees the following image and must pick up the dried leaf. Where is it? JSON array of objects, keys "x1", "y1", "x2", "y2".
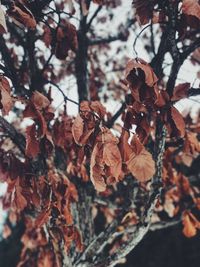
[
  {"x1": 38, "y1": 251, "x2": 54, "y2": 267},
  {"x1": 103, "y1": 141, "x2": 122, "y2": 180},
  {"x1": 90, "y1": 128, "x2": 122, "y2": 191},
  {"x1": 31, "y1": 91, "x2": 50, "y2": 110},
  {"x1": 133, "y1": 0, "x2": 154, "y2": 25},
  {"x1": 187, "y1": 132, "x2": 200, "y2": 153},
  {"x1": 171, "y1": 107, "x2": 185, "y2": 137},
  {"x1": 90, "y1": 143, "x2": 106, "y2": 192},
  {"x1": 127, "y1": 147, "x2": 155, "y2": 182},
  {"x1": 118, "y1": 130, "x2": 133, "y2": 162},
  {"x1": 90, "y1": 101, "x2": 106, "y2": 118},
  {"x1": 23, "y1": 104, "x2": 47, "y2": 137},
  {"x1": 182, "y1": 212, "x2": 197, "y2": 238},
  {"x1": 35, "y1": 208, "x2": 51, "y2": 228},
  {"x1": 126, "y1": 135, "x2": 155, "y2": 182},
  {"x1": 8, "y1": 2, "x2": 36, "y2": 29},
  {"x1": 72, "y1": 114, "x2": 94, "y2": 145},
  {"x1": 15, "y1": 178, "x2": 27, "y2": 211},
  {"x1": 72, "y1": 114, "x2": 84, "y2": 145},
  {"x1": 130, "y1": 134, "x2": 144, "y2": 154},
  {"x1": 55, "y1": 20, "x2": 78, "y2": 59},
  {"x1": 25, "y1": 124, "x2": 40, "y2": 158},
  {"x1": 155, "y1": 89, "x2": 170, "y2": 107},
  {"x1": 126, "y1": 58, "x2": 158, "y2": 87},
  {"x1": 182, "y1": 0, "x2": 200, "y2": 20},
  {"x1": 171, "y1": 83, "x2": 190, "y2": 101}
]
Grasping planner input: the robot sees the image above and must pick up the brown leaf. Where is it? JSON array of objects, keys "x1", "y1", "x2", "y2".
[
  {"x1": 0, "y1": 76, "x2": 13, "y2": 115},
  {"x1": 182, "y1": 0, "x2": 200, "y2": 20},
  {"x1": 25, "y1": 124, "x2": 40, "y2": 158},
  {"x1": 55, "y1": 20, "x2": 78, "y2": 59},
  {"x1": 15, "y1": 178, "x2": 27, "y2": 211},
  {"x1": 8, "y1": 2, "x2": 36, "y2": 29},
  {"x1": 31, "y1": 91, "x2": 50, "y2": 110},
  {"x1": 90, "y1": 101, "x2": 106, "y2": 118},
  {"x1": 90, "y1": 142, "x2": 106, "y2": 192},
  {"x1": 103, "y1": 141, "x2": 122, "y2": 181},
  {"x1": 182, "y1": 212, "x2": 198, "y2": 238},
  {"x1": 90, "y1": 128, "x2": 122, "y2": 191},
  {"x1": 171, "y1": 107, "x2": 185, "y2": 137},
  {"x1": 80, "y1": 101, "x2": 91, "y2": 113},
  {"x1": 130, "y1": 134, "x2": 144, "y2": 154},
  {"x1": 35, "y1": 208, "x2": 51, "y2": 228},
  {"x1": 126, "y1": 59, "x2": 158, "y2": 87},
  {"x1": 136, "y1": 117, "x2": 150, "y2": 144},
  {"x1": 127, "y1": 147, "x2": 155, "y2": 182},
  {"x1": 72, "y1": 114, "x2": 84, "y2": 145},
  {"x1": 154, "y1": 89, "x2": 170, "y2": 107},
  {"x1": 72, "y1": 114, "x2": 94, "y2": 145},
  {"x1": 0, "y1": 5, "x2": 7, "y2": 34},
  {"x1": 53, "y1": 115, "x2": 73, "y2": 149},
  {"x1": 133, "y1": 0, "x2": 154, "y2": 25},
  {"x1": 171, "y1": 83, "x2": 190, "y2": 101},
  {"x1": 126, "y1": 135, "x2": 155, "y2": 182},
  {"x1": 119, "y1": 129, "x2": 133, "y2": 162},
  {"x1": 126, "y1": 59, "x2": 158, "y2": 104},
  {"x1": 186, "y1": 132, "x2": 200, "y2": 153},
  {"x1": 63, "y1": 202, "x2": 73, "y2": 225},
  {"x1": 97, "y1": 127, "x2": 119, "y2": 143},
  {"x1": 23, "y1": 104, "x2": 47, "y2": 137},
  {"x1": 38, "y1": 251, "x2": 54, "y2": 267},
  {"x1": 43, "y1": 26, "x2": 52, "y2": 47}
]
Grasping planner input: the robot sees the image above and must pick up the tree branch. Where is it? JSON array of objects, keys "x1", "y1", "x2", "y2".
[
  {"x1": 106, "y1": 103, "x2": 126, "y2": 128},
  {"x1": 86, "y1": 5, "x2": 102, "y2": 31},
  {"x1": 88, "y1": 33, "x2": 127, "y2": 46},
  {"x1": 88, "y1": 18, "x2": 133, "y2": 46},
  {"x1": 75, "y1": 123, "x2": 167, "y2": 267},
  {"x1": 0, "y1": 116, "x2": 26, "y2": 153}
]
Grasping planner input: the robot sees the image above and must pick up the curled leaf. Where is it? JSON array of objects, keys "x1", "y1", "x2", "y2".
[
  {"x1": 126, "y1": 58, "x2": 158, "y2": 87},
  {"x1": 90, "y1": 128, "x2": 122, "y2": 191},
  {"x1": 72, "y1": 114, "x2": 94, "y2": 145},
  {"x1": 171, "y1": 83, "x2": 190, "y2": 101},
  {"x1": 90, "y1": 142, "x2": 106, "y2": 192},
  {"x1": 8, "y1": 2, "x2": 36, "y2": 29}
]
